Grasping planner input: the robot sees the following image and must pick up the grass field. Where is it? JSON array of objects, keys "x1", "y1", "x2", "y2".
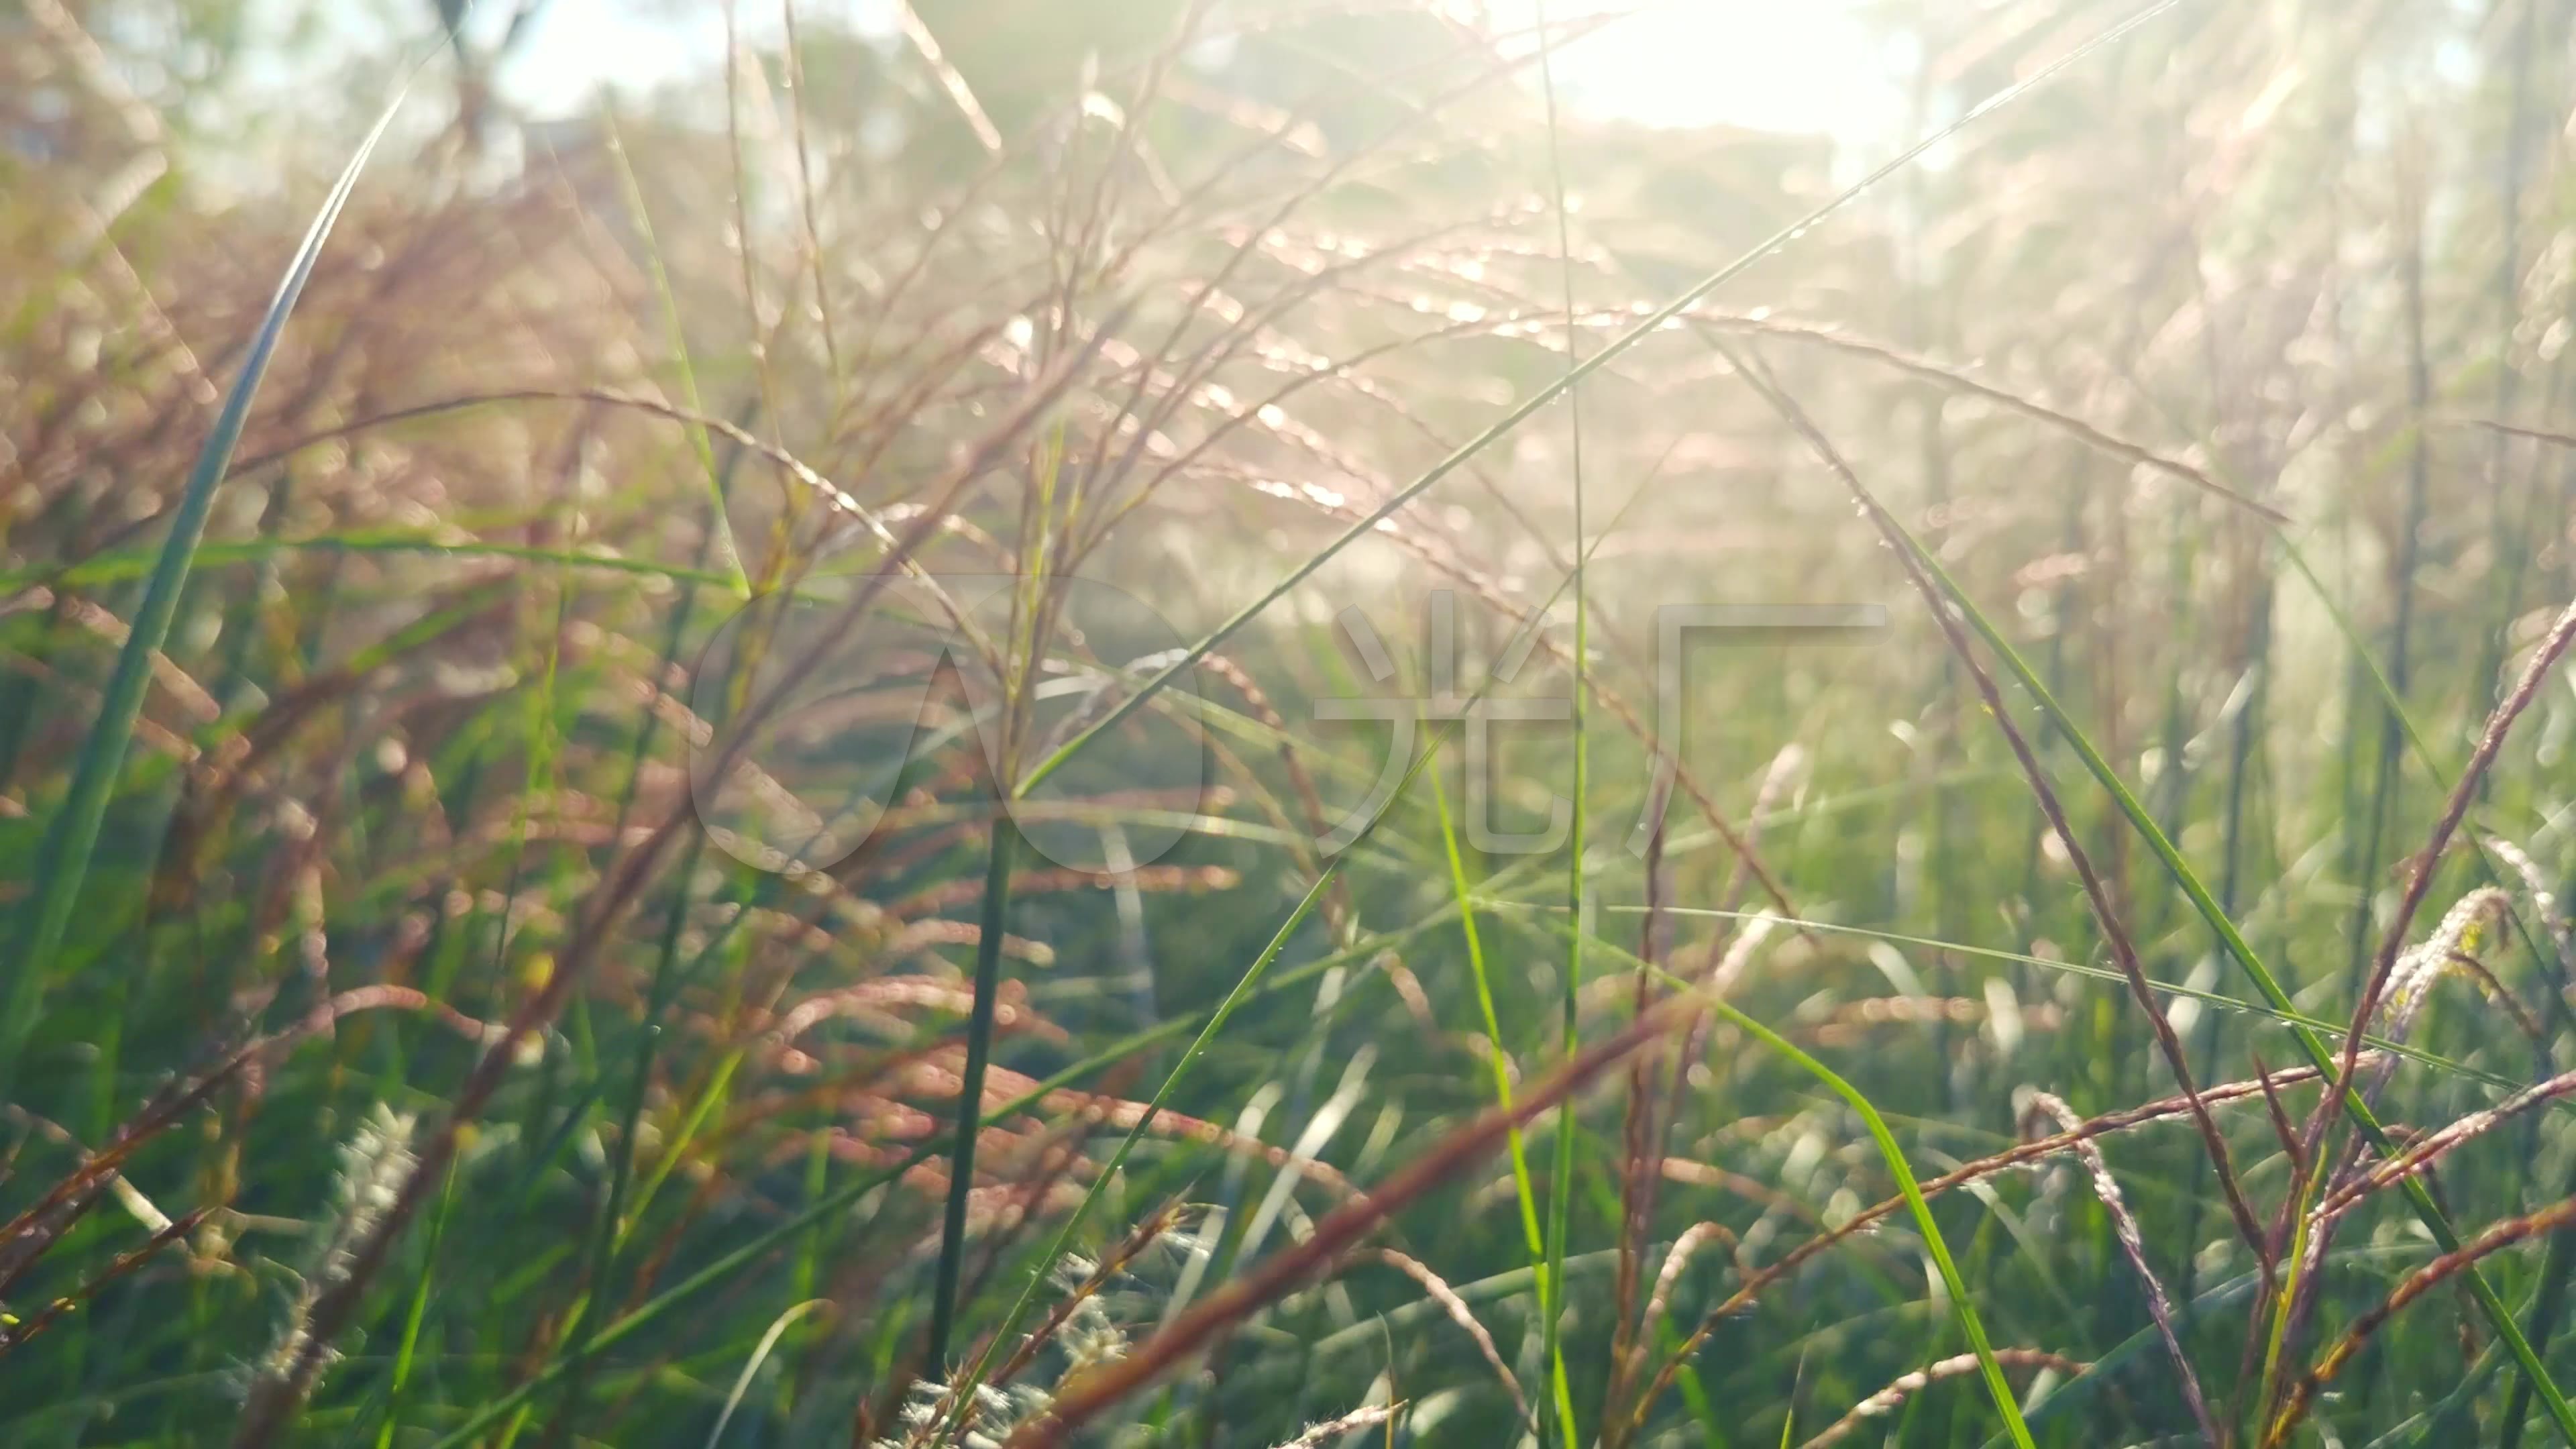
[{"x1": 7, "y1": 1, "x2": 2576, "y2": 1445}]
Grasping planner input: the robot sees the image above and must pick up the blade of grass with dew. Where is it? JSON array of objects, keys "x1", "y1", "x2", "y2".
[
  {"x1": 1015, "y1": 0, "x2": 2184, "y2": 803},
  {"x1": 0, "y1": 71, "x2": 415, "y2": 1095},
  {"x1": 1866, "y1": 488, "x2": 2576, "y2": 1445}
]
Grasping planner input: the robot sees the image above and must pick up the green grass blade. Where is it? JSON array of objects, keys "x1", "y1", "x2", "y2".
[
  {"x1": 1433, "y1": 768, "x2": 1548, "y2": 1259},
  {"x1": 1715, "y1": 1001, "x2": 2034, "y2": 1448},
  {"x1": 923, "y1": 816, "x2": 1022, "y2": 1374},
  {"x1": 1, "y1": 78, "x2": 413, "y2": 1092},
  {"x1": 370, "y1": 1159, "x2": 458, "y2": 1449},
  {"x1": 1429, "y1": 763, "x2": 1551, "y2": 1434}
]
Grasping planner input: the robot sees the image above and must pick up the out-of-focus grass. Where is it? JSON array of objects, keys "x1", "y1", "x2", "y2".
[{"x1": 8, "y1": 3, "x2": 2576, "y2": 1447}]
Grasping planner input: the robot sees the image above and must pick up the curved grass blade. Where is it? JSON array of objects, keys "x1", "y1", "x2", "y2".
[
  {"x1": 1, "y1": 74, "x2": 415, "y2": 1093},
  {"x1": 1502, "y1": 914, "x2": 2035, "y2": 1448},
  {"x1": 1720, "y1": 1010, "x2": 2036, "y2": 1449},
  {"x1": 703, "y1": 1299, "x2": 828, "y2": 1449}
]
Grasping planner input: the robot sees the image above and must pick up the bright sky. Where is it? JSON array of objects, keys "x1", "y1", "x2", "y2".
[
  {"x1": 1523, "y1": 1, "x2": 1901, "y2": 136},
  {"x1": 494, "y1": 0, "x2": 893, "y2": 109},
  {"x1": 492, "y1": 1, "x2": 1902, "y2": 141}
]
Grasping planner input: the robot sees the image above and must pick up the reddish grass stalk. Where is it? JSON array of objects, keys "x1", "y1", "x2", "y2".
[
  {"x1": 2290, "y1": 593, "x2": 2576, "y2": 1269},
  {"x1": 2313, "y1": 1067, "x2": 2576, "y2": 1232},
  {"x1": 2259, "y1": 599, "x2": 2576, "y2": 1419},
  {"x1": 2316, "y1": 591, "x2": 2576, "y2": 1117},
  {"x1": 1621, "y1": 1221, "x2": 1739, "y2": 1404},
  {"x1": 997, "y1": 973, "x2": 1724, "y2": 1448},
  {"x1": 2265, "y1": 1189, "x2": 2576, "y2": 1448},
  {"x1": 1605, "y1": 800, "x2": 1673, "y2": 1422},
  {"x1": 2252, "y1": 1052, "x2": 2306, "y2": 1178},
  {"x1": 0, "y1": 1207, "x2": 207, "y2": 1356},
  {"x1": 1718, "y1": 342, "x2": 2274, "y2": 1279}
]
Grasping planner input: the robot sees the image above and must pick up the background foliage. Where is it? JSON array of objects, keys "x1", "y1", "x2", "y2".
[{"x1": 7, "y1": 1, "x2": 2576, "y2": 1445}]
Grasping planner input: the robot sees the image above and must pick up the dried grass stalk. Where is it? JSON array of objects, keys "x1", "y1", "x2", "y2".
[
  {"x1": 2027, "y1": 1092, "x2": 2218, "y2": 1446},
  {"x1": 1798, "y1": 1350, "x2": 2088, "y2": 1449}
]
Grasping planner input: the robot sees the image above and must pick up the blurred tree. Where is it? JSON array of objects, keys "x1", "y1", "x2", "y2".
[
  {"x1": 910, "y1": 0, "x2": 1187, "y2": 134},
  {"x1": 427, "y1": 0, "x2": 553, "y2": 152}
]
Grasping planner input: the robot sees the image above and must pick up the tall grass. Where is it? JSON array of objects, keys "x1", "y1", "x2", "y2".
[{"x1": 9, "y1": 1, "x2": 2576, "y2": 1446}]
